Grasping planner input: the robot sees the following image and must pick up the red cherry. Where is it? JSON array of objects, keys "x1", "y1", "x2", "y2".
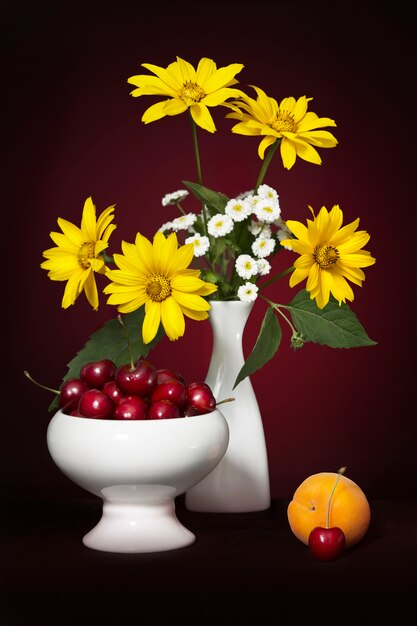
[
  {"x1": 59, "y1": 378, "x2": 90, "y2": 413},
  {"x1": 115, "y1": 359, "x2": 157, "y2": 397},
  {"x1": 308, "y1": 526, "x2": 346, "y2": 561},
  {"x1": 78, "y1": 389, "x2": 115, "y2": 419},
  {"x1": 113, "y1": 395, "x2": 148, "y2": 420},
  {"x1": 185, "y1": 382, "x2": 216, "y2": 415},
  {"x1": 150, "y1": 379, "x2": 187, "y2": 408},
  {"x1": 156, "y1": 368, "x2": 186, "y2": 386},
  {"x1": 80, "y1": 359, "x2": 116, "y2": 389},
  {"x1": 102, "y1": 380, "x2": 125, "y2": 404},
  {"x1": 147, "y1": 399, "x2": 180, "y2": 420}
]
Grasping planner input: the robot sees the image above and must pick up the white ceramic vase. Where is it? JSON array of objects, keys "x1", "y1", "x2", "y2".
[
  {"x1": 47, "y1": 409, "x2": 229, "y2": 553},
  {"x1": 185, "y1": 300, "x2": 271, "y2": 512}
]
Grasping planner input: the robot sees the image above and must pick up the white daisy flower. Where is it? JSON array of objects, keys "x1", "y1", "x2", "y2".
[
  {"x1": 207, "y1": 214, "x2": 234, "y2": 237},
  {"x1": 248, "y1": 220, "x2": 272, "y2": 237},
  {"x1": 243, "y1": 194, "x2": 260, "y2": 215},
  {"x1": 252, "y1": 235, "x2": 276, "y2": 258},
  {"x1": 170, "y1": 213, "x2": 197, "y2": 232},
  {"x1": 185, "y1": 233, "x2": 210, "y2": 257},
  {"x1": 235, "y1": 254, "x2": 259, "y2": 279},
  {"x1": 161, "y1": 189, "x2": 189, "y2": 206},
  {"x1": 158, "y1": 221, "x2": 173, "y2": 233},
  {"x1": 254, "y1": 198, "x2": 281, "y2": 223},
  {"x1": 238, "y1": 282, "x2": 259, "y2": 303},
  {"x1": 257, "y1": 184, "x2": 279, "y2": 204},
  {"x1": 225, "y1": 198, "x2": 252, "y2": 222},
  {"x1": 257, "y1": 258, "x2": 271, "y2": 276}
]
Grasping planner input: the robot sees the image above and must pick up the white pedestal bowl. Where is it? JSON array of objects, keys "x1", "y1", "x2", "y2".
[{"x1": 47, "y1": 409, "x2": 229, "y2": 553}]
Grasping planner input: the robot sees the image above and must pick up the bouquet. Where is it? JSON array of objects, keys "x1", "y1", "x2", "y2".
[{"x1": 32, "y1": 56, "x2": 376, "y2": 406}]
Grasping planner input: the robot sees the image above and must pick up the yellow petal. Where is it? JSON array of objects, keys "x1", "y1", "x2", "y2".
[
  {"x1": 142, "y1": 300, "x2": 161, "y2": 344},
  {"x1": 171, "y1": 290, "x2": 211, "y2": 311},
  {"x1": 190, "y1": 103, "x2": 216, "y2": 133},
  {"x1": 140, "y1": 62, "x2": 182, "y2": 91},
  {"x1": 284, "y1": 219, "x2": 310, "y2": 244},
  {"x1": 336, "y1": 231, "x2": 371, "y2": 254},
  {"x1": 163, "y1": 98, "x2": 189, "y2": 116},
  {"x1": 57, "y1": 218, "x2": 84, "y2": 247},
  {"x1": 196, "y1": 57, "x2": 217, "y2": 84},
  {"x1": 289, "y1": 267, "x2": 310, "y2": 288},
  {"x1": 160, "y1": 297, "x2": 185, "y2": 341},
  {"x1": 83, "y1": 271, "x2": 100, "y2": 310},
  {"x1": 203, "y1": 63, "x2": 244, "y2": 93},
  {"x1": 152, "y1": 231, "x2": 178, "y2": 276},
  {"x1": 142, "y1": 100, "x2": 172, "y2": 124},
  {"x1": 280, "y1": 137, "x2": 297, "y2": 169},
  {"x1": 81, "y1": 197, "x2": 97, "y2": 240},
  {"x1": 170, "y1": 274, "x2": 210, "y2": 293},
  {"x1": 175, "y1": 56, "x2": 197, "y2": 83}
]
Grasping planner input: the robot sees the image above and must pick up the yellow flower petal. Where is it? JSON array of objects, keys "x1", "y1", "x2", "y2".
[
  {"x1": 142, "y1": 300, "x2": 161, "y2": 344},
  {"x1": 203, "y1": 63, "x2": 244, "y2": 93},
  {"x1": 190, "y1": 103, "x2": 216, "y2": 133},
  {"x1": 160, "y1": 297, "x2": 185, "y2": 341}
]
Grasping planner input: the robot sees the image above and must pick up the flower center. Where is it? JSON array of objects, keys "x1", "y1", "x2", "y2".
[
  {"x1": 313, "y1": 243, "x2": 339, "y2": 269},
  {"x1": 179, "y1": 81, "x2": 206, "y2": 105},
  {"x1": 78, "y1": 242, "x2": 95, "y2": 269},
  {"x1": 146, "y1": 275, "x2": 172, "y2": 302},
  {"x1": 269, "y1": 109, "x2": 297, "y2": 133}
]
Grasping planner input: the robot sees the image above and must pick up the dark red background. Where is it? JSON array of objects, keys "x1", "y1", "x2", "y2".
[{"x1": 3, "y1": 1, "x2": 416, "y2": 501}]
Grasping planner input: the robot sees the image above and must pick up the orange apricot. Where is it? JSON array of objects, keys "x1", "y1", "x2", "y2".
[{"x1": 287, "y1": 471, "x2": 371, "y2": 548}]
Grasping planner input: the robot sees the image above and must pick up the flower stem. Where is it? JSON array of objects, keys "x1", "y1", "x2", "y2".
[
  {"x1": 189, "y1": 111, "x2": 209, "y2": 240},
  {"x1": 190, "y1": 111, "x2": 203, "y2": 186},
  {"x1": 254, "y1": 139, "x2": 280, "y2": 192},
  {"x1": 326, "y1": 467, "x2": 347, "y2": 528},
  {"x1": 259, "y1": 295, "x2": 298, "y2": 336},
  {"x1": 259, "y1": 266, "x2": 294, "y2": 290}
]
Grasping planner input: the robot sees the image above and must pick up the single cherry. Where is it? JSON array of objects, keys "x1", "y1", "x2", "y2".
[
  {"x1": 102, "y1": 380, "x2": 125, "y2": 404},
  {"x1": 80, "y1": 359, "x2": 116, "y2": 389},
  {"x1": 150, "y1": 379, "x2": 187, "y2": 408},
  {"x1": 147, "y1": 399, "x2": 180, "y2": 420},
  {"x1": 78, "y1": 389, "x2": 115, "y2": 419},
  {"x1": 59, "y1": 378, "x2": 90, "y2": 413},
  {"x1": 308, "y1": 467, "x2": 347, "y2": 561},
  {"x1": 156, "y1": 368, "x2": 186, "y2": 386},
  {"x1": 185, "y1": 382, "x2": 216, "y2": 415},
  {"x1": 113, "y1": 395, "x2": 148, "y2": 420},
  {"x1": 115, "y1": 359, "x2": 157, "y2": 397}
]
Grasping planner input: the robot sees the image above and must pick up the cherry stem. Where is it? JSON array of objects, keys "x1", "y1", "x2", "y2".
[
  {"x1": 117, "y1": 314, "x2": 134, "y2": 369},
  {"x1": 24, "y1": 370, "x2": 59, "y2": 395},
  {"x1": 326, "y1": 466, "x2": 347, "y2": 528},
  {"x1": 216, "y1": 397, "x2": 235, "y2": 406}
]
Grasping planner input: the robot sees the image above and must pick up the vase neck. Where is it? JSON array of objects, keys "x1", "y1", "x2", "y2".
[{"x1": 208, "y1": 301, "x2": 253, "y2": 353}]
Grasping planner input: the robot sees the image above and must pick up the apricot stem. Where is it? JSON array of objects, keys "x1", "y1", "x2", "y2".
[{"x1": 326, "y1": 466, "x2": 347, "y2": 528}]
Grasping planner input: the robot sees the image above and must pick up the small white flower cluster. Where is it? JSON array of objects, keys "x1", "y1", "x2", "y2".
[
  {"x1": 161, "y1": 189, "x2": 189, "y2": 206},
  {"x1": 158, "y1": 185, "x2": 293, "y2": 303},
  {"x1": 184, "y1": 233, "x2": 210, "y2": 257}
]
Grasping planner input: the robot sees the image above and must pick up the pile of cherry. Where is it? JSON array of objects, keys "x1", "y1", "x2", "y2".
[{"x1": 58, "y1": 358, "x2": 217, "y2": 420}]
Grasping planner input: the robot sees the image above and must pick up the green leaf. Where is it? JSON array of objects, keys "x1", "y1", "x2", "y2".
[
  {"x1": 183, "y1": 180, "x2": 229, "y2": 213},
  {"x1": 285, "y1": 289, "x2": 377, "y2": 348},
  {"x1": 48, "y1": 309, "x2": 164, "y2": 411},
  {"x1": 233, "y1": 306, "x2": 282, "y2": 389}
]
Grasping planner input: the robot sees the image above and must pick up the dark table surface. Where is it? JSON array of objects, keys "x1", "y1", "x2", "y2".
[{"x1": 2, "y1": 496, "x2": 416, "y2": 625}]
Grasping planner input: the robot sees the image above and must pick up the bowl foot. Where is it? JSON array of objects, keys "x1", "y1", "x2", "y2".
[{"x1": 82, "y1": 485, "x2": 195, "y2": 553}]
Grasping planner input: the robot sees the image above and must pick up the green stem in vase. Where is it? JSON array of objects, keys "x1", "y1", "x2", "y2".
[
  {"x1": 259, "y1": 265, "x2": 294, "y2": 290},
  {"x1": 254, "y1": 139, "x2": 280, "y2": 192}
]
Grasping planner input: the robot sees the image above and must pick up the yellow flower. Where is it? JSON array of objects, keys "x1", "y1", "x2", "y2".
[
  {"x1": 280, "y1": 205, "x2": 376, "y2": 308},
  {"x1": 128, "y1": 56, "x2": 245, "y2": 133},
  {"x1": 104, "y1": 231, "x2": 218, "y2": 343},
  {"x1": 41, "y1": 197, "x2": 116, "y2": 310},
  {"x1": 226, "y1": 86, "x2": 338, "y2": 169}
]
